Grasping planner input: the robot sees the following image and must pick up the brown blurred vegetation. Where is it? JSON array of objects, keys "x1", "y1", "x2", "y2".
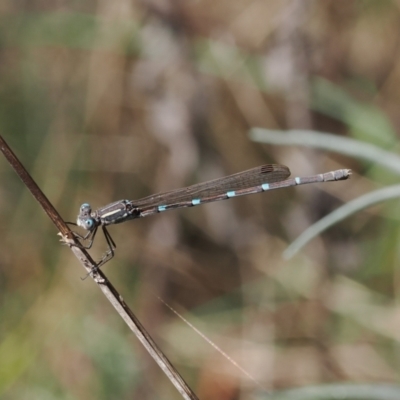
[{"x1": 1, "y1": 1, "x2": 400, "y2": 399}]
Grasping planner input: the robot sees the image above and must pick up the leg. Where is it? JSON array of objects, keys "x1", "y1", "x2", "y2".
[
  {"x1": 84, "y1": 226, "x2": 117, "y2": 278},
  {"x1": 96, "y1": 226, "x2": 116, "y2": 267},
  {"x1": 66, "y1": 221, "x2": 98, "y2": 250}
]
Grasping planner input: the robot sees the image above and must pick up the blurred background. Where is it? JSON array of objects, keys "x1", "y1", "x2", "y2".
[{"x1": 1, "y1": 1, "x2": 400, "y2": 399}]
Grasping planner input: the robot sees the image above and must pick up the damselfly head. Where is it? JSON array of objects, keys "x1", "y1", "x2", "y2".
[{"x1": 77, "y1": 203, "x2": 96, "y2": 231}]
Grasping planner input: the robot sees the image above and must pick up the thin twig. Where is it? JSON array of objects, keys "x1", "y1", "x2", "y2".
[{"x1": 0, "y1": 134, "x2": 199, "y2": 400}]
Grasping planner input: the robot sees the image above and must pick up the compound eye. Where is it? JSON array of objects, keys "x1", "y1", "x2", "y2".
[
  {"x1": 80, "y1": 203, "x2": 91, "y2": 213},
  {"x1": 84, "y1": 218, "x2": 95, "y2": 230}
]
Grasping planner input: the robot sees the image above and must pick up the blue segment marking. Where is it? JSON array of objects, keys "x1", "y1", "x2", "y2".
[
  {"x1": 158, "y1": 205, "x2": 167, "y2": 212},
  {"x1": 192, "y1": 199, "x2": 201, "y2": 206},
  {"x1": 227, "y1": 191, "x2": 236, "y2": 198},
  {"x1": 262, "y1": 183, "x2": 270, "y2": 191}
]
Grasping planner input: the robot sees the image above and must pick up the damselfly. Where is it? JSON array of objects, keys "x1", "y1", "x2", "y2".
[{"x1": 75, "y1": 164, "x2": 351, "y2": 268}]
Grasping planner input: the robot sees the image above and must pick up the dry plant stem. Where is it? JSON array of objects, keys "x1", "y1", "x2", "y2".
[
  {"x1": 62, "y1": 238, "x2": 198, "y2": 400},
  {"x1": 0, "y1": 135, "x2": 199, "y2": 400}
]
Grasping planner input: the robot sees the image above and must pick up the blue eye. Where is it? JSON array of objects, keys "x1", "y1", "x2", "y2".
[
  {"x1": 85, "y1": 219, "x2": 93, "y2": 228},
  {"x1": 80, "y1": 203, "x2": 91, "y2": 212},
  {"x1": 77, "y1": 216, "x2": 96, "y2": 231}
]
